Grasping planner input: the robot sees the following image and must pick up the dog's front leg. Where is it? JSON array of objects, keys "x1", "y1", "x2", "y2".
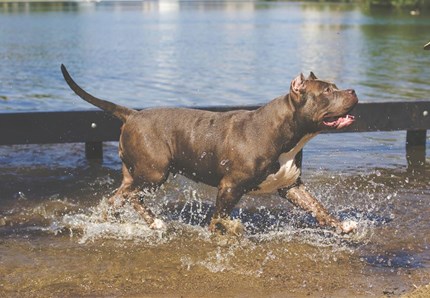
[
  {"x1": 209, "y1": 179, "x2": 245, "y2": 236},
  {"x1": 279, "y1": 183, "x2": 356, "y2": 234}
]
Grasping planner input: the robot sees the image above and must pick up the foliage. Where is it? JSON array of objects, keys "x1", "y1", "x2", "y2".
[{"x1": 365, "y1": 0, "x2": 430, "y2": 9}]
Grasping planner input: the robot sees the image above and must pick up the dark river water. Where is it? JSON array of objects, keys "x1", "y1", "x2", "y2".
[{"x1": 0, "y1": 1, "x2": 429, "y2": 297}]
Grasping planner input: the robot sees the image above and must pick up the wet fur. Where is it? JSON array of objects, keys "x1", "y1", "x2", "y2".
[{"x1": 61, "y1": 65, "x2": 358, "y2": 234}]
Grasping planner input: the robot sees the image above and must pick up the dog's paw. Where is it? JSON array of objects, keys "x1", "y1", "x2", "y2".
[
  {"x1": 149, "y1": 218, "x2": 167, "y2": 230},
  {"x1": 340, "y1": 220, "x2": 358, "y2": 234}
]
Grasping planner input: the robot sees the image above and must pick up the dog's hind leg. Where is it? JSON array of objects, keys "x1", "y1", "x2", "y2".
[
  {"x1": 102, "y1": 164, "x2": 134, "y2": 220},
  {"x1": 128, "y1": 191, "x2": 165, "y2": 229},
  {"x1": 107, "y1": 163, "x2": 166, "y2": 229},
  {"x1": 108, "y1": 164, "x2": 134, "y2": 207},
  {"x1": 127, "y1": 162, "x2": 170, "y2": 230}
]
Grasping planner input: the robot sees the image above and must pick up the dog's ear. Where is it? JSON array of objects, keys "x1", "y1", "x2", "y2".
[
  {"x1": 308, "y1": 72, "x2": 318, "y2": 80},
  {"x1": 290, "y1": 73, "x2": 306, "y2": 95}
]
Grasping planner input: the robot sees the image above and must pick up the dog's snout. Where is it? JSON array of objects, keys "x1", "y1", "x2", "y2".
[{"x1": 347, "y1": 89, "x2": 358, "y2": 106}]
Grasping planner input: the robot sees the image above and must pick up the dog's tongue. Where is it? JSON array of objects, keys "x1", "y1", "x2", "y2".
[{"x1": 323, "y1": 114, "x2": 355, "y2": 129}]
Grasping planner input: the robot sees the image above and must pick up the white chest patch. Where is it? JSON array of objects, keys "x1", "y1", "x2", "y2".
[{"x1": 250, "y1": 134, "x2": 317, "y2": 195}]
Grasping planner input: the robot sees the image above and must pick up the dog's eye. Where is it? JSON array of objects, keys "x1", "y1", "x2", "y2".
[{"x1": 323, "y1": 87, "x2": 331, "y2": 94}]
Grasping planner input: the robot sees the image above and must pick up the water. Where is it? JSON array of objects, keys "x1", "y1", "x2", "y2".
[{"x1": 0, "y1": 1, "x2": 430, "y2": 297}]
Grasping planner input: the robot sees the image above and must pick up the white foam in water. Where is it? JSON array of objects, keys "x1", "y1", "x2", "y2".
[
  {"x1": 61, "y1": 193, "x2": 216, "y2": 245},
  {"x1": 60, "y1": 191, "x2": 375, "y2": 250},
  {"x1": 62, "y1": 197, "x2": 168, "y2": 244},
  {"x1": 58, "y1": 171, "x2": 389, "y2": 268},
  {"x1": 56, "y1": 187, "x2": 382, "y2": 279}
]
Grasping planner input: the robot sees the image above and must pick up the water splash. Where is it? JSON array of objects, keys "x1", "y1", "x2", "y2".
[
  {"x1": 62, "y1": 197, "x2": 169, "y2": 245},
  {"x1": 56, "y1": 179, "x2": 379, "y2": 255},
  {"x1": 181, "y1": 245, "x2": 237, "y2": 273},
  {"x1": 1, "y1": 169, "x2": 389, "y2": 256}
]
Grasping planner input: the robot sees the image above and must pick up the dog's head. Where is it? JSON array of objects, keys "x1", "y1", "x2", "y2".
[{"x1": 289, "y1": 72, "x2": 358, "y2": 131}]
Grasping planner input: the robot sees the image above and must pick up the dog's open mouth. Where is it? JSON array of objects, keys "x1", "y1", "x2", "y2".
[{"x1": 323, "y1": 114, "x2": 355, "y2": 129}]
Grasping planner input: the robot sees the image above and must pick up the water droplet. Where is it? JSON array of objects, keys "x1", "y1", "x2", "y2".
[
  {"x1": 16, "y1": 191, "x2": 27, "y2": 201},
  {"x1": 220, "y1": 159, "x2": 229, "y2": 166}
]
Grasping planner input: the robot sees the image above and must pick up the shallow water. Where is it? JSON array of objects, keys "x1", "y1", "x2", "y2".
[
  {"x1": 1, "y1": 1, "x2": 430, "y2": 297},
  {"x1": 0, "y1": 142, "x2": 429, "y2": 297}
]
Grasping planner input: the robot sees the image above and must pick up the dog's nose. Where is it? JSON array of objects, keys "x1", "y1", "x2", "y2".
[{"x1": 347, "y1": 89, "x2": 356, "y2": 96}]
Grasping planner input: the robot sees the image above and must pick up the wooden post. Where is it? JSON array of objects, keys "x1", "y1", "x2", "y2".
[
  {"x1": 406, "y1": 130, "x2": 426, "y2": 170},
  {"x1": 85, "y1": 141, "x2": 103, "y2": 160}
]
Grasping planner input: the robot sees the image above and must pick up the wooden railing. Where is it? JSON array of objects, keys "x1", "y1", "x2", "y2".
[{"x1": 0, "y1": 101, "x2": 429, "y2": 168}]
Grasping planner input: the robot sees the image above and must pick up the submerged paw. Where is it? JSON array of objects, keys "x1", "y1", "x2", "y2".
[{"x1": 210, "y1": 218, "x2": 244, "y2": 237}]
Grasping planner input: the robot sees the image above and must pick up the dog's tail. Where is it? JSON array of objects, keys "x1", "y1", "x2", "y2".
[{"x1": 61, "y1": 64, "x2": 135, "y2": 122}]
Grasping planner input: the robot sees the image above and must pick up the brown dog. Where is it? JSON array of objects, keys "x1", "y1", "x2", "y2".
[{"x1": 61, "y1": 65, "x2": 358, "y2": 234}]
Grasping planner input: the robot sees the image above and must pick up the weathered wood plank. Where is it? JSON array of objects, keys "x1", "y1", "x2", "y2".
[
  {"x1": 85, "y1": 141, "x2": 104, "y2": 160},
  {"x1": 0, "y1": 110, "x2": 121, "y2": 145},
  {"x1": 343, "y1": 101, "x2": 430, "y2": 132},
  {"x1": 0, "y1": 101, "x2": 429, "y2": 146}
]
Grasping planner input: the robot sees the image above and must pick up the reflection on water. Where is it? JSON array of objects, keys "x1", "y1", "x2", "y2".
[{"x1": 0, "y1": 1, "x2": 430, "y2": 297}]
